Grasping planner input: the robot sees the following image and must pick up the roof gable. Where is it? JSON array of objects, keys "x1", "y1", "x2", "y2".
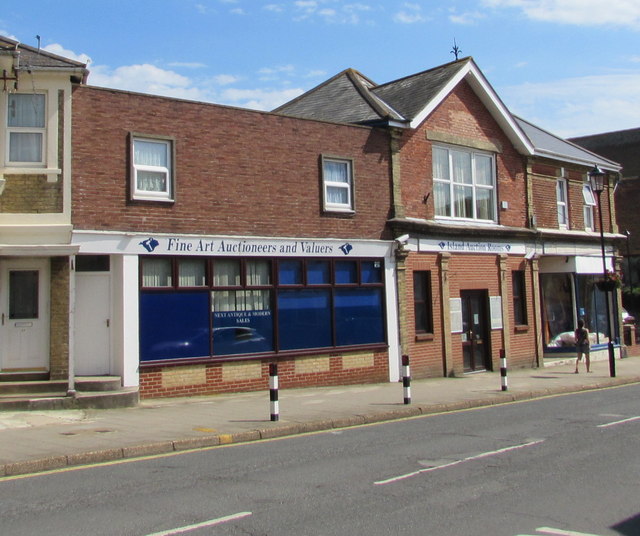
[{"x1": 373, "y1": 57, "x2": 533, "y2": 154}]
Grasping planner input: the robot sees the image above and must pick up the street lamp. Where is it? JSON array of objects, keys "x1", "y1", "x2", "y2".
[{"x1": 589, "y1": 164, "x2": 616, "y2": 377}]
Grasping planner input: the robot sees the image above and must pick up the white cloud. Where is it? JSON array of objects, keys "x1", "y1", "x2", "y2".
[
  {"x1": 84, "y1": 60, "x2": 303, "y2": 111},
  {"x1": 449, "y1": 11, "x2": 486, "y2": 25},
  {"x1": 500, "y1": 72, "x2": 640, "y2": 137},
  {"x1": 219, "y1": 87, "x2": 305, "y2": 110},
  {"x1": 213, "y1": 74, "x2": 241, "y2": 85},
  {"x1": 87, "y1": 63, "x2": 209, "y2": 101},
  {"x1": 168, "y1": 61, "x2": 207, "y2": 69},
  {"x1": 291, "y1": 0, "x2": 374, "y2": 24},
  {"x1": 482, "y1": 0, "x2": 640, "y2": 29},
  {"x1": 259, "y1": 65, "x2": 295, "y2": 75},
  {"x1": 42, "y1": 43, "x2": 91, "y2": 64},
  {"x1": 264, "y1": 4, "x2": 285, "y2": 12},
  {"x1": 393, "y1": 3, "x2": 427, "y2": 24}
]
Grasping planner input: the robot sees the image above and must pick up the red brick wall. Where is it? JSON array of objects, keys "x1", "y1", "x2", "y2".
[
  {"x1": 397, "y1": 80, "x2": 527, "y2": 226},
  {"x1": 530, "y1": 160, "x2": 613, "y2": 232},
  {"x1": 71, "y1": 85, "x2": 392, "y2": 240},
  {"x1": 139, "y1": 351, "x2": 389, "y2": 398},
  {"x1": 402, "y1": 252, "x2": 536, "y2": 378},
  {"x1": 404, "y1": 253, "x2": 444, "y2": 378},
  {"x1": 507, "y1": 257, "x2": 537, "y2": 368}
]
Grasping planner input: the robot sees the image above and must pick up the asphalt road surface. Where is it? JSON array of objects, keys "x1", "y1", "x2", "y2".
[{"x1": 1, "y1": 384, "x2": 639, "y2": 536}]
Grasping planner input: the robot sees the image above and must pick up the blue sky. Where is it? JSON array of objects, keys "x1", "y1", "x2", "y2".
[{"x1": 3, "y1": 0, "x2": 639, "y2": 137}]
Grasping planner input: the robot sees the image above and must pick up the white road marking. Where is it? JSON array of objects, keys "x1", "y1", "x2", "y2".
[
  {"x1": 536, "y1": 526, "x2": 604, "y2": 536},
  {"x1": 374, "y1": 439, "x2": 544, "y2": 485},
  {"x1": 597, "y1": 415, "x2": 640, "y2": 428},
  {"x1": 144, "y1": 512, "x2": 252, "y2": 536}
]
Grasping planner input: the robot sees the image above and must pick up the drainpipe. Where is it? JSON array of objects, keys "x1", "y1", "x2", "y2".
[{"x1": 67, "y1": 255, "x2": 76, "y2": 397}]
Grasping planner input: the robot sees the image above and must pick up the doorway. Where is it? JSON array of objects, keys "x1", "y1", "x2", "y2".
[
  {"x1": 0, "y1": 258, "x2": 50, "y2": 371},
  {"x1": 461, "y1": 290, "x2": 491, "y2": 372},
  {"x1": 74, "y1": 256, "x2": 111, "y2": 376}
]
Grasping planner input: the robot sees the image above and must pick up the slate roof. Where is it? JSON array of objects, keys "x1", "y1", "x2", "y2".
[
  {"x1": 273, "y1": 68, "x2": 403, "y2": 125},
  {"x1": 570, "y1": 128, "x2": 640, "y2": 178},
  {"x1": 0, "y1": 36, "x2": 88, "y2": 82},
  {"x1": 274, "y1": 57, "x2": 621, "y2": 171},
  {"x1": 371, "y1": 59, "x2": 470, "y2": 122},
  {"x1": 516, "y1": 116, "x2": 620, "y2": 171}
]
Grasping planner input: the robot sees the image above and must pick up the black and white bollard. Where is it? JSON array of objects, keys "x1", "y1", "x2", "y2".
[
  {"x1": 269, "y1": 363, "x2": 279, "y2": 421},
  {"x1": 500, "y1": 349, "x2": 508, "y2": 392},
  {"x1": 402, "y1": 354, "x2": 411, "y2": 404}
]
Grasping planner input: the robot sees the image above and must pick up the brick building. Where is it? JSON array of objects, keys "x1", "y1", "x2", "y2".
[
  {"x1": 276, "y1": 58, "x2": 623, "y2": 376},
  {"x1": 70, "y1": 85, "x2": 400, "y2": 397}
]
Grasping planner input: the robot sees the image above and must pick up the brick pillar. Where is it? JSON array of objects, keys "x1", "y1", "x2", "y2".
[{"x1": 49, "y1": 257, "x2": 70, "y2": 379}]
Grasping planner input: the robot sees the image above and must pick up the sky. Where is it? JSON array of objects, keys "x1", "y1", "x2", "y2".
[{"x1": 2, "y1": 0, "x2": 639, "y2": 138}]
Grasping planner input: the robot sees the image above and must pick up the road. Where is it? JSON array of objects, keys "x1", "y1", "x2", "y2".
[{"x1": 1, "y1": 384, "x2": 639, "y2": 536}]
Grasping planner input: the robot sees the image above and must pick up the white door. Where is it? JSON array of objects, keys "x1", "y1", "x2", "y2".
[
  {"x1": 0, "y1": 258, "x2": 50, "y2": 371},
  {"x1": 75, "y1": 272, "x2": 111, "y2": 375}
]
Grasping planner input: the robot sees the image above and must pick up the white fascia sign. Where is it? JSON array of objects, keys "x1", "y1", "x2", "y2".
[
  {"x1": 418, "y1": 238, "x2": 525, "y2": 255},
  {"x1": 72, "y1": 231, "x2": 393, "y2": 258}
]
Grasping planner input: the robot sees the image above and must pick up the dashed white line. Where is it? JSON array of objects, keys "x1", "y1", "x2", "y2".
[
  {"x1": 597, "y1": 415, "x2": 640, "y2": 428},
  {"x1": 144, "y1": 511, "x2": 252, "y2": 536},
  {"x1": 374, "y1": 439, "x2": 544, "y2": 485}
]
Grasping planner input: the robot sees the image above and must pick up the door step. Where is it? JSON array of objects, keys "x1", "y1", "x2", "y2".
[{"x1": 0, "y1": 376, "x2": 139, "y2": 411}]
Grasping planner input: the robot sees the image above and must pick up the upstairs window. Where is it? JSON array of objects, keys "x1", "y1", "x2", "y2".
[
  {"x1": 322, "y1": 156, "x2": 354, "y2": 213},
  {"x1": 132, "y1": 136, "x2": 174, "y2": 201},
  {"x1": 582, "y1": 180, "x2": 596, "y2": 231},
  {"x1": 7, "y1": 93, "x2": 46, "y2": 165},
  {"x1": 433, "y1": 145, "x2": 496, "y2": 221},
  {"x1": 556, "y1": 176, "x2": 568, "y2": 228}
]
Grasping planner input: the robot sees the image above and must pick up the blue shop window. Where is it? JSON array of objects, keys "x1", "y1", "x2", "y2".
[
  {"x1": 336, "y1": 260, "x2": 357, "y2": 284},
  {"x1": 140, "y1": 292, "x2": 210, "y2": 361},
  {"x1": 335, "y1": 288, "x2": 384, "y2": 346},
  {"x1": 212, "y1": 312, "x2": 274, "y2": 356},
  {"x1": 278, "y1": 289, "x2": 332, "y2": 350},
  {"x1": 307, "y1": 259, "x2": 330, "y2": 285},
  {"x1": 212, "y1": 289, "x2": 274, "y2": 356},
  {"x1": 361, "y1": 260, "x2": 382, "y2": 284},
  {"x1": 278, "y1": 260, "x2": 302, "y2": 285}
]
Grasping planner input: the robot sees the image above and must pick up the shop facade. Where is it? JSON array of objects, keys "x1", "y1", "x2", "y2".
[{"x1": 71, "y1": 231, "x2": 399, "y2": 396}]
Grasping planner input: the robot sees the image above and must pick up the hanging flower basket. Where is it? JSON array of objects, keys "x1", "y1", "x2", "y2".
[{"x1": 596, "y1": 271, "x2": 621, "y2": 291}]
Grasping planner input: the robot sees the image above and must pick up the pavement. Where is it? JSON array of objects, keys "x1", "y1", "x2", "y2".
[{"x1": 1, "y1": 352, "x2": 640, "y2": 478}]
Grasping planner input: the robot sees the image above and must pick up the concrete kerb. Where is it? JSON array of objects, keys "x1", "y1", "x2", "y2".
[{"x1": 2, "y1": 373, "x2": 640, "y2": 479}]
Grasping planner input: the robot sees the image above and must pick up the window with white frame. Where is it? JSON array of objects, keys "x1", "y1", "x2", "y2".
[
  {"x1": 582, "y1": 180, "x2": 596, "y2": 231},
  {"x1": 132, "y1": 136, "x2": 173, "y2": 201},
  {"x1": 433, "y1": 145, "x2": 496, "y2": 221},
  {"x1": 556, "y1": 177, "x2": 568, "y2": 228},
  {"x1": 6, "y1": 93, "x2": 46, "y2": 165},
  {"x1": 322, "y1": 156, "x2": 354, "y2": 212}
]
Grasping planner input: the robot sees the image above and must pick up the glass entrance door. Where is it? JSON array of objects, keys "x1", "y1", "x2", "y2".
[{"x1": 461, "y1": 290, "x2": 490, "y2": 372}]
